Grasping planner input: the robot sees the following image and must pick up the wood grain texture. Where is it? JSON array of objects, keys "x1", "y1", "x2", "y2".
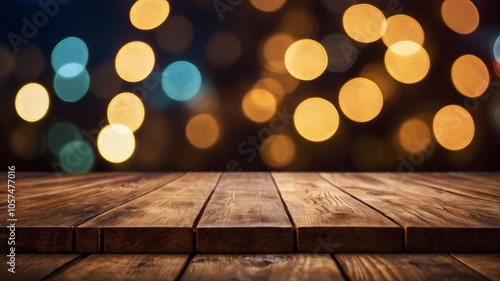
[
  {"x1": 272, "y1": 173, "x2": 402, "y2": 252},
  {"x1": 197, "y1": 173, "x2": 294, "y2": 253},
  {"x1": 6, "y1": 254, "x2": 80, "y2": 281},
  {"x1": 0, "y1": 173, "x2": 182, "y2": 253},
  {"x1": 180, "y1": 254, "x2": 344, "y2": 281},
  {"x1": 45, "y1": 254, "x2": 189, "y2": 281},
  {"x1": 321, "y1": 173, "x2": 500, "y2": 252},
  {"x1": 77, "y1": 173, "x2": 220, "y2": 253},
  {"x1": 405, "y1": 173, "x2": 500, "y2": 203},
  {"x1": 0, "y1": 173, "x2": 143, "y2": 199},
  {"x1": 452, "y1": 254, "x2": 500, "y2": 281},
  {"x1": 335, "y1": 254, "x2": 488, "y2": 281}
]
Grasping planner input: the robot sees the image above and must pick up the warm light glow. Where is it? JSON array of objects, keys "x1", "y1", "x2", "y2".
[
  {"x1": 115, "y1": 41, "x2": 155, "y2": 82},
  {"x1": 250, "y1": 0, "x2": 286, "y2": 12},
  {"x1": 155, "y1": 16, "x2": 194, "y2": 54},
  {"x1": 451, "y1": 54, "x2": 489, "y2": 98},
  {"x1": 385, "y1": 41, "x2": 430, "y2": 84},
  {"x1": 441, "y1": 0, "x2": 479, "y2": 35},
  {"x1": 130, "y1": 0, "x2": 170, "y2": 30},
  {"x1": 382, "y1": 15, "x2": 424, "y2": 48},
  {"x1": 433, "y1": 105, "x2": 475, "y2": 151},
  {"x1": 294, "y1": 97, "x2": 339, "y2": 142},
  {"x1": 261, "y1": 33, "x2": 295, "y2": 73},
  {"x1": 108, "y1": 92, "x2": 145, "y2": 132},
  {"x1": 97, "y1": 124, "x2": 135, "y2": 163},
  {"x1": 339, "y1": 78, "x2": 383, "y2": 123},
  {"x1": 343, "y1": 4, "x2": 386, "y2": 43},
  {"x1": 15, "y1": 83, "x2": 50, "y2": 122},
  {"x1": 285, "y1": 39, "x2": 328, "y2": 81},
  {"x1": 398, "y1": 118, "x2": 431, "y2": 153},
  {"x1": 186, "y1": 114, "x2": 220, "y2": 149},
  {"x1": 242, "y1": 89, "x2": 277, "y2": 123},
  {"x1": 253, "y1": 78, "x2": 285, "y2": 101},
  {"x1": 261, "y1": 134, "x2": 296, "y2": 168}
]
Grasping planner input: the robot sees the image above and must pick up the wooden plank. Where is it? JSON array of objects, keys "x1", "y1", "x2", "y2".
[
  {"x1": 0, "y1": 173, "x2": 142, "y2": 198},
  {"x1": 7, "y1": 254, "x2": 80, "y2": 281},
  {"x1": 335, "y1": 254, "x2": 488, "y2": 281},
  {"x1": 45, "y1": 254, "x2": 189, "y2": 281},
  {"x1": 0, "y1": 173, "x2": 182, "y2": 253},
  {"x1": 180, "y1": 254, "x2": 344, "y2": 281},
  {"x1": 321, "y1": 173, "x2": 500, "y2": 252},
  {"x1": 197, "y1": 173, "x2": 294, "y2": 253},
  {"x1": 452, "y1": 254, "x2": 500, "y2": 281},
  {"x1": 272, "y1": 173, "x2": 402, "y2": 252},
  {"x1": 405, "y1": 173, "x2": 500, "y2": 202},
  {"x1": 77, "y1": 173, "x2": 220, "y2": 253}
]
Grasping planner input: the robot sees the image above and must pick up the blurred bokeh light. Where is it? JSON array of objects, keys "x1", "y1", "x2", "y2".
[
  {"x1": 107, "y1": 92, "x2": 146, "y2": 133},
  {"x1": 115, "y1": 41, "x2": 155, "y2": 82},
  {"x1": 130, "y1": 0, "x2": 170, "y2": 30},
  {"x1": 162, "y1": 61, "x2": 202, "y2": 101},
  {"x1": 294, "y1": 97, "x2": 339, "y2": 142},
  {"x1": 433, "y1": 105, "x2": 475, "y2": 151},
  {"x1": 385, "y1": 41, "x2": 430, "y2": 84},
  {"x1": 441, "y1": 0, "x2": 479, "y2": 35},
  {"x1": 285, "y1": 39, "x2": 328, "y2": 81},
  {"x1": 98, "y1": 124, "x2": 136, "y2": 163},
  {"x1": 186, "y1": 114, "x2": 220, "y2": 149},
  {"x1": 242, "y1": 89, "x2": 277, "y2": 123},
  {"x1": 451, "y1": 54, "x2": 489, "y2": 98},
  {"x1": 261, "y1": 134, "x2": 296, "y2": 168},
  {"x1": 382, "y1": 15, "x2": 424, "y2": 48},
  {"x1": 15, "y1": 83, "x2": 50, "y2": 122},
  {"x1": 339, "y1": 78, "x2": 383, "y2": 123},
  {"x1": 343, "y1": 4, "x2": 386, "y2": 43},
  {"x1": 2, "y1": 0, "x2": 500, "y2": 172}
]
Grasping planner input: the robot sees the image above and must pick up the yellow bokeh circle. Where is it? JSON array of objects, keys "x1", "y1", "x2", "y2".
[
  {"x1": 130, "y1": 0, "x2": 170, "y2": 30},
  {"x1": 285, "y1": 39, "x2": 328, "y2": 81},
  {"x1": 339, "y1": 78, "x2": 383, "y2": 123},
  {"x1": 115, "y1": 41, "x2": 155, "y2": 82},
  {"x1": 107, "y1": 92, "x2": 145, "y2": 132},
  {"x1": 15, "y1": 83, "x2": 50, "y2": 122},
  {"x1": 294, "y1": 97, "x2": 339, "y2": 142},
  {"x1": 343, "y1": 4, "x2": 386, "y2": 43},
  {"x1": 433, "y1": 105, "x2": 475, "y2": 151}
]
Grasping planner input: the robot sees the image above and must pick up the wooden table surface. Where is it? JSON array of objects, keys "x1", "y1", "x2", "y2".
[{"x1": 0, "y1": 172, "x2": 498, "y2": 280}]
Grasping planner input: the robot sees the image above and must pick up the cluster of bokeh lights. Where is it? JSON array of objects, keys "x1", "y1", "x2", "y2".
[{"x1": 10, "y1": 0, "x2": 499, "y2": 170}]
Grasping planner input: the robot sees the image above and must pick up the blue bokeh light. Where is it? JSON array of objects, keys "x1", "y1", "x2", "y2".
[
  {"x1": 48, "y1": 122, "x2": 83, "y2": 155},
  {"x1": 162, "y1": 61, "x2": 202, "y2": 101},
  {"x1": 60, "y1": 140, "x2": 95, "y2": 173},
  {"x1": 51, "y1": 37, "x2": 88, "y2": 76},
  {"x1": 493, "y1": 35, "x2": 500, "y2": 63},
  {"x1": 54, "y1": 65, "x2": 90, "y2": 102}
]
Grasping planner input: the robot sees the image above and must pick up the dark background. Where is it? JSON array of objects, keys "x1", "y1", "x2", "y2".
[{"x1": 1, "y1": 0, "x2": 499, "y2": 172}]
